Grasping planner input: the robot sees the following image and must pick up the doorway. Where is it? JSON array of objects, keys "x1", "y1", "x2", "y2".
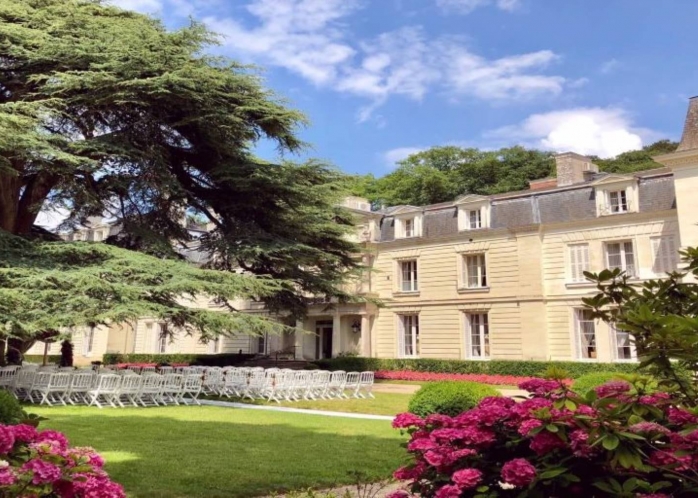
[{"x1": 315, "y1": 320, "x2": 333, "y2": 359}]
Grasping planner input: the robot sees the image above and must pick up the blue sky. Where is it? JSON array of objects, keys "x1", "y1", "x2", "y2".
[{"x1": 112, "y1": 0, "x2": 698, "y2": 176}]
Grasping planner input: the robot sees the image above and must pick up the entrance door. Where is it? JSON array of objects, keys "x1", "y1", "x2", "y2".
[{"x1": 315, "y1": 321, "x2": 333, "y2": 359}]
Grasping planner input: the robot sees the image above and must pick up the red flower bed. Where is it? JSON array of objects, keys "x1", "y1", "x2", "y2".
[{"x1": 375, "y1": 370, "x2": 572, "y2": 386}]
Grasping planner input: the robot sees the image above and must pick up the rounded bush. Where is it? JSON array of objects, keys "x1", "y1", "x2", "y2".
[
  {"x1": 572, "y1": 372, "x2": 624, "y2": 396},
  {"x1": 407, "y1": 381, "x2": 500, "y2": 417},
  {"x1": 0, "y1": 389, "x2": 26, "y2": 425}
]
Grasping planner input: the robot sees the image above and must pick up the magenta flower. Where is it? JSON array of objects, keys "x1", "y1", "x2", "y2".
[
  {"x1": 452, "y1": 468, "x2": 482, "y2": 489},
  {"x1": 12, "y1": 424, "x2": 38, "y2": 443},
  {"x1": 435, "y1": 484, "x2": 462, "y2": 498},
  {"x1": 407, "y1": 438, "x2": 438, "y2": 452},
  {"x1": 36, "y1": 430, "x2": 69, "y2": 451},
  {"x1": 594, "y1": 381, "x2": 631, "y2": 398},
  {"x1": 0, "y1": 426, "x2": 15, "y2": 455},
  {"x1": 518, "y1": 419, "x2": 543, "y2": 436},
  {"x1": 73, "y1": 474, "x2": 126, "y2": 498},
  {"x1": 22, "y1": 458, "x2": 62, "y2": 485},
  {"x1": 629, "y1": 422, "x2": 671, "y2": 435},
  {"x1": 501, "y1": 458, "x2": 537, "y2": 487},
  {"x1": 393, "y1": 413, "x2": 424, "y2": 429},
  {"x1": 519, "y1": 378, "x2": 562, "y2": 396},
  {"x1": 530, "y1": 431, "x2": 565, "y2": 455},
  {"x1": 0, "y1": 468, "x2": 15, "y2": 486},
  {"x1": 667, "y1": 407, "x2": 698, "y2": 425},
  {"x1": 424, "y1": 413, "x2": 453, "y2": 427}
]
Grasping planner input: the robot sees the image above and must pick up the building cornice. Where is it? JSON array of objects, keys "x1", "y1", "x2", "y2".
[{"x1": 655, "y1": 149, "x2": 698, "y2": 170}]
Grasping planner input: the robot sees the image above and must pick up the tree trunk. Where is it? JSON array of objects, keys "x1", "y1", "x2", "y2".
[{"x1": 42, "y1": 342, "x2": 49, "y2": 366}]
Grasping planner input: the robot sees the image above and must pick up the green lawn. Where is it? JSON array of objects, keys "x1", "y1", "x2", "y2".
[
  {"x1": 224, "y1": 392, "x2": 412, "y2": 417},
  {"x1": 31, "y1": 406, "x2": 407, "y2": 498}
]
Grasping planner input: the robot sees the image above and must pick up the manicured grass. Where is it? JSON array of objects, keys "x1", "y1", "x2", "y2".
[
  {"x1": 31, "y1": 406, "x2": 407, "y2": 498},
  {"x1": 226, "y1": 392, "x2": 412, "y2": 417}
]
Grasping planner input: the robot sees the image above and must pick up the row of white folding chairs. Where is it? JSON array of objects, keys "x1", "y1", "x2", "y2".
[{"x1": 5, "y1": 370, "x2": 203, "y2": 409}]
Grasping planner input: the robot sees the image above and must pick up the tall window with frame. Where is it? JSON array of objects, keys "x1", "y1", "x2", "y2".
[
  {"x1": 651, "y1": 236, "x2": 679, "y2": 275},
  {"x1": 569, "y1": 244, "x2": 590, "y2": 283},
  {"x1": 606, "y1": 241, "x2": 636, "y2": 277},
  {"x1": 257, "y1": 333, "x2": 267, "y2": 354},
  {"x1": 465, "y1": 313, "x2": 489, "y2": 359},
  {"x1": 574, "y1": 309, "x2": 597, "y2": 360},
  {"x1": 608, "y1": 190, "x2": 629, "y2": 213},
  {"x1": 468, "y1": 209, "x2": 482, "y2": 229},
  {"x1": 209, "y1": 336, "x2": 222, "y2": 354},
  {"x1": 398, "y1": 315, "x2": 419, "y2": 358},
  {"x1": 401, "y1": 260, "x2": 418, "y2": 292},
  {"x1": 611, "y1": 324, "x2": 636, "y2": 361},
  {"x1": 403, "y1": 218, "x2": 414, "y2": 238},
  {"x1": 83, "y1": 325, "x2": 95, "y2": 356},
  {"x1": 157, "y1": 323, "x2": 168, "y2": 354},
  {"x1": 463, "y1": 254, "x2": 487, "y2": 288}
]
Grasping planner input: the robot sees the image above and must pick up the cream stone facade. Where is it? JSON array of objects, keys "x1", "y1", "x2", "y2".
[{"x1": 26, "y1": 98, "x2": 698, "y2": 365}]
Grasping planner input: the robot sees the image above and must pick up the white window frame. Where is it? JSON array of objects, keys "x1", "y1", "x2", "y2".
[
  {"x1": 458, "y1": 203, "x2": 490, "y2": 231},
  {"x1": 468, "y1": 209, "x2": 482, "y2": 229},
  {"x1": 573, "y1": 309, "x2": 597, "y2": 360},
  {"x1": 83, "y1": 325, "x2": 95, "y2": 357},
  {"x1": 157, "y1": 323, "x2": 168, "y2": 354},
  {"x1": 610, "y1": 324, "x2": 637, "y2": 362},
  {"x1": 404, "y1": 218, "x2": 414, "y2": 238},
  {"x1": 465, "y1": 313, "x2": 490, "y2": 359},
  {"x1": 257, "y1": 333, "x2": 267, "y2": 355},
  {"x1": 463, "y1": 254, "x2": 487, "y2": 289},
  {"x1": 209, "y1": 336, "x2": 222, "y2": 354},
  {"x1": 651, "y1": 236, "x2": 679, "y2": 275},
  {"x1": 400, "y1": 260, "x2": 419, "y2": 292},
  {"x1": 397, "y1": 314, "x2": 419, "y2": 358},
  {"x1": 568, "y1": 244, "x2": 590, "y2": 283},
  {"x1": 608, "y1": 189, "x2": 629, "y2": 214},
  {"x1": 605, "y1": 240, "x2": 637, "y2": 278},
  {"x1": 395, "y1": 214, "x2": 422, "y2": 239}
]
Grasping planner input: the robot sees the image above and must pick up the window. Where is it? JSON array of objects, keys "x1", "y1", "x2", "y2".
[
  {"x1": 404, "y1": 218, "x2": 414, "y2": 237},
  {"x1": 465, "y1": 313, "x2": 489, "y2": 359},
  {"x1": 651, "y1": 237, "x2": 679, "y2": 275},
  {"x1": 157, "y1": 323, "x2": 168, "y2": 354},
  {"x1": 569, "y1": 244, "x2": 590, "y2": 283},
  {"x1": 209, "y1": 336, "x2": 222, "y2": 354},
  {"x1": 398, "y1": 315, "x2": 419, "y2": 358},
  {"x1": 83, "y1": 326, "x2": 95, "y2": 356},
  {"x1": 468, "y1": 209, "x2": 482, "y2": 229},
  {"x1": 609, "y1": 190, "x2": 628, "y2": 213},
  {"x1": 463, "y1": 254, "x2": 487, "y2": 288},
  {"x1": 400, "y1": 260, "x2": 419, "y2": 292},
  {"x1": 257, "y1": 334, "x2": 267, "y2": 354},
  {"x1": 573, "y1": 309, "x2": 597, "y2": 359},
  {"x1": 611, "y1": 324, "x2": 636, "y2": 361},
  {"x1": 606, "y1": 241, "x2": 636, "y2": 277}
]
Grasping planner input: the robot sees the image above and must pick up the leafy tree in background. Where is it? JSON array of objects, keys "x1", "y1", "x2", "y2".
[{"x1": 0, "y1": 0, "x2": 360, "y2": 352}]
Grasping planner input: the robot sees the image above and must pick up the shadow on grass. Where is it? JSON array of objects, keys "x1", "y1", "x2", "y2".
[{"x1": 34, "y1": 406, "x2": 407, "y2": 498}]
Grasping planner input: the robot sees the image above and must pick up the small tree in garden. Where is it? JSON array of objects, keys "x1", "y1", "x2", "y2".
[
  {"x1": 583, "y1": 247, "x2": 698, "y2": 406},
  {"x1": 60, "y1": 340, "x2": 73, "y2": 368}
]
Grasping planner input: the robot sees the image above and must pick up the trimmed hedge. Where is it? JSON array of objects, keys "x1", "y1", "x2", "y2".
[
  {"x1": 102, "y1": 353, "x2": 256, "y2": 367},
  {"x1": 408, "y1": 381, "x2": 500, "y2": 417},
  {"x1": 313, "y1": 357, "x2": 640, "y2": 380},
  {"x1": 571, "y1": 372, "x2": 626, "y2": 396},
  {"x1": 0, "y1": 390, "x2": 25, "y2": 425},
  {"x1": 22, "y1": 355, "x2": 61, "y2": 365}
]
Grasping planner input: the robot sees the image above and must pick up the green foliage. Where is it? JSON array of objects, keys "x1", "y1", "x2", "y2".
[
  {"x1": 591, "y1": 140, "x2": 678, "y2": 174},
  {"x1": 60, "y1": 340, "x2": 73, "y2": 368},
  {"x1": 408, "y1": 381, "x2": 500, "y2": 417},
  {"x1": 313, "y1": 357, "x2": 639, "y2": 379},
  {"x1": 0, "y1": 390, "x2": 26, "y2": 425},
  {"x1": 21, "y1": 355, "x2": 60, "y2": 364},
  {"x1": 571, "y1": 372, "x2": 625, "y2": 396},
  {"x1": 102, "y1": 353, "x2": 255, "y2": 367},
  {"x1": 583, "y1": 247, "x2": 698, "y2": 405}
]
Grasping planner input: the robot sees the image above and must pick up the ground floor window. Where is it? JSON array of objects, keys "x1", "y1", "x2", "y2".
[
  {"x1": 83, "y1": 325, "x2": 95, "y2": 356},
  {"x1": 257, "y1": 333, "x2": 267, "y2": 355},
  {"x1": 612, "y1": 325, "x2": 636, "y2": 361},
  {"x1": 157, "y1": 323, "x2": 168, "y2": 354},
  {"x1": 465, "y1": 313, "x2": 489, "y2": 359},
  {"x1": 209, "y1": 336, "x2": 222, "y2": 354},
  {"x1": 573, "y1": 309, "x2": 596, "y2": 359},
  {"x1": 398, "y1": 314, "x2": 419, "y2": 358}
]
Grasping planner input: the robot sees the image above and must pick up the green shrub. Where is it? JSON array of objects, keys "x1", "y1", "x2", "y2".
[
  {"x1": 571, "y1": 372, "x2": 625, "y2": 396},
  {"x1": 407, "y1": 381, "x2": 500, "y2": 417},
  {"x1": 102, "y1": 353, "x2": 256, "y2": 367},
  {"x1": 60, "y1": 340, "x2": 74, "y2": 367},
  {"x1": 22, "y1": 355, "x2": 61, "y2": 365},
  {"x1": 313, "y1": 357, "x2": 640, "y2": 379},
  {"x1": 0, "y1": 390, "x2": 27, "y2": 425}
]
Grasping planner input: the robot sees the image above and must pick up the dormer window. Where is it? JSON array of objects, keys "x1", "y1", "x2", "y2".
[
  {"x1": 468, "y1": 209, "x2": 482, "y2": 229},
  {"x1": 404, "y1": 218, "x2": 414, "y2": 237},
  {"x1": 395, "y1": 213, "x2": 422, "y2": 239},
  {"x1": 609, "y1": 190, "x2": 628, "y2": 214},
  {"x1": 456, "y1": 196, "x2": 490, "y2": 231}
]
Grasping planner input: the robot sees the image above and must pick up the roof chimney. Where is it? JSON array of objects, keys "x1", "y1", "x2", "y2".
[
  {"x1": 554, "y1": 152, "x2": 598, "y2": 187},
  {"x1": 677, "y1": 96, "x2": 698, "y2": 152}
]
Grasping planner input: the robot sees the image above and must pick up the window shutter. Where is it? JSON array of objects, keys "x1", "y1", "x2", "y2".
[
  {"x1": 415, "y1": 216, "x2": 422, "y2": 237},
  {"x1": 397, "y1": 316, "x2": 405, "y2": 358},
  {"x1": 572, "y1": 311, "x2": 582, "y2": 359},
  {"x1": 464, "y1": 316, "x2": 471, "y2": 359},
  {"x1": 570, "y1": 246, "x2": 579, "y2": 282},
  {"x1": 581, "y1": 245, "x2": 589, "y2": 279}
]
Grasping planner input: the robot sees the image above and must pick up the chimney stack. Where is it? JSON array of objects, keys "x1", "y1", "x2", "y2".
[
  {"x1": 554, "y1": 152, "x2": 598, "y2": 187},
  {"x1": 677, "y1": 96, "x2": 698, "y2": 152}
]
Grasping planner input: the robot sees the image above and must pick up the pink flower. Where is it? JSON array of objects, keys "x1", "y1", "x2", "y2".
[
  {"x1": 407, "y1": 438, "x2": 438, "y2": 452},
  {"x1": 22, "y1": 459, "x2": 62, "y2": 485},
  {"x1": 510, "y1": 398, "x2": 552, "y2": 419},
  {"x1": 569, "y1": 429, "x2": 596, "y2": 458},
  {"x1": 452, "y1": 468, "x2": 482, "y2": 489},
  {"x1": 386, "y1": 492, "x2": 410, "y2": 498},
  {"x1": 477, "y1": 396, "x2": 515, "y2": 410},
  {"x1": 667, "y1": 407, "x2": 698, "y2": 425},
  {"x1": 73, "y1": 475, "x2": 126, "y2": 498},
  {"x1": 629, "y1": 422, "x2": 670, "y2": 435},
  {"x1": 12, "y1": 424, "x2": 38, "y2": 443},
  {"x1": 393, "y1": 413, "x2": 424, "y2": 429},
  {"x1": 394, "y1": 465, "x2": 422, "y2": 480},
  {"x1": 69, "y1": 447, "x2": 105, "y2": 469},
  {"x1": 575, "y1": 405, "x2": 597, "y2": 417},
  {"x1": 424, "y1": 414, "x2": 453, "y2": 427},
  {"x1": 594, "y1": 381, "x2": 631, "y2": 398},
  {"x1": 36, "y1": 430, "x2": 69, "y2": 451},
  {"x1": 435, "y1": 484, "x2": 462, "y2": 498},
  {"x1": 0, "y1": 468, "x2": 15, "y2": 486},
  {"x1": 518, "y1": 419, "x2": 543, "y2": 436},
  {"x1": 649, "y1": 450, "x2": 692, "y2": 471},
  {"x1": 469, "y1": 404, "x2": 511, "y2": 427},
  {"x1": 0, "y1": 426, "x2": 15, "y2": 454},
  {"x1": 639, "y1": 392, "x2": 671, "y2": 405},
  {"x1": 424, "y1": 450, "x2": 449, "y2": 467},
  {"x1": 519, "y1": 378, "x2": 563, "y2": 396},
  {"x1": 501, "y1": 458, "x2": 537, "y2": 487},
  {"x1": 452, "y1": 448, "x2": 477, "y2": 459},
  {"x1": 530, "y1": 432, "x2": 565, "y2": 455}
]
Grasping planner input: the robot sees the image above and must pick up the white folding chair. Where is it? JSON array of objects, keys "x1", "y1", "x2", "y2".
[
  {"x1": 357, "y1": 371, "x2": 375, "y2": 399},
  {"x1": 221, "y1": 369, "x2": 247, "y2": 398},
  {"x1": 0, "y1": 366, "x2": 19, "y2": 389},
  {"x1": 326, "y1": 371, "x2": 347, "y2": 399},
  {"x1": 242, "y1": 371, "x2": 266, "y2": 400},
  {"x1": 343, "y1": 372, "x2": 361, "y2": 399},
  {"x1": 158, "y1": 366, "x2": 174, "y2": 375},
  {"x1": 12, "y1": 369, "x2": 36, "y2": 401},
  {"x1": 179, "y1": 375, "x2": 203, "y2": 405},
  {"x1": 141, "y1": 366, "x2": 156, "y2": 374},
  {"x1": 160, "y1": 374, "x2": 183, "y2": 405},
  {"x1": 67, "y1": 372, "x2": 95, "y2": 405},
  {"x1": 29, "y1": 372, "x2": 53, "y2": 405},
  {"x1": 202, "y1": 369, "x2": 223, "y2": 396},
  {"x1": 41, "y1": 373, "x2": 71, "y2": 406},
  {"x1": 138, "y1": 374, "x2": 164, "y2": 406},
  {"x1": 117, "y1": 374, "x2": 143, "y2": 408},
  {"x1": 87, "y1": 374, "x2": 122, "y2": 409}
]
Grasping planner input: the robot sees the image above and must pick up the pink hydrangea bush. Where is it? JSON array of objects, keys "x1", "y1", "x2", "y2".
[
  {"x1": 0, "y1": 424, "x2": 125, "y2": 497},
  {"x1": 390, "y1": 377, "x2": 698, "y2": 497}
]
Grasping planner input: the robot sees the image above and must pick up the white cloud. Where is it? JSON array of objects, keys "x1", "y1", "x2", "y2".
[
  {"x1": 600, "y1": 58, "x2": 620, "y2": 74},
  {"x1": 383, "y1": 147, "x2": 425, "y2": 167},
  {"x1": 486, "y1": 107, "x2": 647, "y2": 158},
  {"x1": 202, "y1": 0, "x2": 569, "y2": 121},
  {"x1": 436, "y1": 0, "x2": 521, "y2": 14}
]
